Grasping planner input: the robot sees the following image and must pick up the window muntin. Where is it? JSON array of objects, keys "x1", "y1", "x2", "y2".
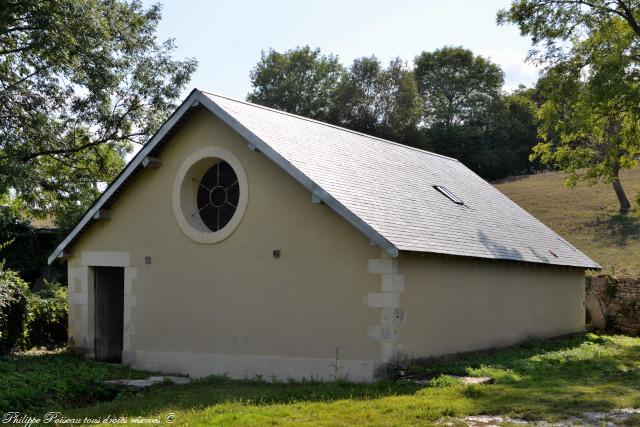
[{"x1": 196, "y1": 160, "x2": 240, "y2": 232}]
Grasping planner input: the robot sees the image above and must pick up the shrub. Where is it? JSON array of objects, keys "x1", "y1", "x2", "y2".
[
  {"x1": 0, "y1": 265, "x2": 28, "y2": 355},
  {"x1": 22, "y1": 282, "x2": 68, "y2": 349}
]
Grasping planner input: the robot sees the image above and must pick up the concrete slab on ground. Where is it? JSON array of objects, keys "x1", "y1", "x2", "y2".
[{"x1": 103, "y1": 376, "x2": 191, "y2": 391}]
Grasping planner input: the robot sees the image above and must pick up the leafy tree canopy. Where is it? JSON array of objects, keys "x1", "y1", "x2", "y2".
[
  {"x1": 499, "y1": 0, "x2": 640, "y2": 212},
  {"x1": 247, "y1": 45, "x2": 540, "y2": 182},
  {"x1": 479, "y1": 87, "x2": 542, "y2": 179},
  {"x1": 247, "y1": 46, "x2": 343, "y2": 121},
  {"x1": 497, "y1": 0, "x2": 640, "y2": 64},
  {"x1": 0, "y1": 0, "x2": 197, "y2": 222},
  {"x1": 414, "y1": 46, "x2": 504, "y2": 128},
  {"x1": 330, "y1": 56, "x2": 422, "y2": 143}
]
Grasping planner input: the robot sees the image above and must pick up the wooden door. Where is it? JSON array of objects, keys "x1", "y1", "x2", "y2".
[{"x1": 94, "y1": 267, "x2": 124, "y2": 363}]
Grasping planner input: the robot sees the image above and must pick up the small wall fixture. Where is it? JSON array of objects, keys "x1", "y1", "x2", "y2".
[
  {"x1": 272, "y1": 249, "x2": 281, "y2": 259},
  {"x1": 144, "y1": 256, "x2": 152, "y2": 265},
  {"x1": 92, "y1": 209, "x2": 112, "y2": 220},
  {"x1": 142, "y1": 156, "x2": 162, "y2": 168}
]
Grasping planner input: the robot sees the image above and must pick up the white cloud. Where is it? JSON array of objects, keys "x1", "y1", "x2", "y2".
[{"x1": 479, "y1": 48, "x2": 542, "y2": 91}]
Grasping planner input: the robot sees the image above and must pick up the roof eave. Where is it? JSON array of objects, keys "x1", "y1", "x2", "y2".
[
  {"x1": 397, "y1": 248, "x2": 601, "y2": 270},
  {"x1": 47, "y1": 89, "x2": 203, "y2": 264}
]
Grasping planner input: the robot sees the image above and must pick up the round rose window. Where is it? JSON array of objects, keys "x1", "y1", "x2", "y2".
[
  {"x1": 196, "y1": 161, "x2": 240, "y2": 232},
  {"x1": 172, "y1": 147, "x2": 248, "y2": 244}
]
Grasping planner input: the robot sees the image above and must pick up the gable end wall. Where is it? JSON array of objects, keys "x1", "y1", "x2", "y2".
[{"x1": 66, "y1": 110, "x2": 381, "y2": 381}]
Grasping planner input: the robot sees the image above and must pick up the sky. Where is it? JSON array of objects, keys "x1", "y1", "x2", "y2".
[{"x1": 144, "y1": 0, "x2": 541, "y2": 99}]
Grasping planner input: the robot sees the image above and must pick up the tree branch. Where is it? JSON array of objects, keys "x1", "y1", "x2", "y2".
[
  {"x1": 615, "y1": 0, "x2": 640, "y2": 38},
  {"x1": 20, "y1": 132, "x2": 143, "y2": 162}
]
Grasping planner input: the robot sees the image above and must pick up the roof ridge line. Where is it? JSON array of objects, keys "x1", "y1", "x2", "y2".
[{"x1": 198, "y1": 89, "x2": 460, "y2": 163}]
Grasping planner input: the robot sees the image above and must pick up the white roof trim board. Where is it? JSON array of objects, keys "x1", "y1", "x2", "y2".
[{"x1": 48, "y1": 89, "x2": 600, "y2": 269}]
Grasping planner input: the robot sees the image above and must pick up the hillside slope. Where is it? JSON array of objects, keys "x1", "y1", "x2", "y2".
[{"x1": 494, "y1": 169, "x2": 640, "y2": 276}]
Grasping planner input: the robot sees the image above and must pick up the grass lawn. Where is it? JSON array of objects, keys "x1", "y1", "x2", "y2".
[
  {"x1": 495, "y1": 168, "x2": 640, "y2": 277},
  {"x1": 4, "y1": 334, "x2": 640, "y2": 426},
  {"x1": 0, "y1": 350, "x2": 149, "y2": 415}
]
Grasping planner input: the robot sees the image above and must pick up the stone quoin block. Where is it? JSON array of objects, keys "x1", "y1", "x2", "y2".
[
  {"x1": 368, "y1": 259, "x2": 398, "y2": 274},
  {"x1": 363, "y1": 292, "x2": 401, "y2": 308}
]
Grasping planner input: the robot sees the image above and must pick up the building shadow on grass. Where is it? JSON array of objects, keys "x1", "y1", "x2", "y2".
[
  {"x1": 59, "y1": 375, "x2": 426, "y2": 419},
  {"x1": 55, "y1": 334, "x2": 640, "y2": 422}
]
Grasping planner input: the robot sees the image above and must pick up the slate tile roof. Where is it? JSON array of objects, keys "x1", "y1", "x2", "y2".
[
  {"x1": 49, "y1": 89, "x2": 599, "y2": 269},
  {"x1": 204, "y1": 91, "x2": 599, "y2": 269}
]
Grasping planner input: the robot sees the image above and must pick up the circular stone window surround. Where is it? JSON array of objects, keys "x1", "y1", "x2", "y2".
[{"x1": 172, "y1": 147, "x2": 248, "y2": 244}]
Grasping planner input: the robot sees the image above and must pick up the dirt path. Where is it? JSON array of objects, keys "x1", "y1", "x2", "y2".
[{"x1": 439, "y1": 408, "x2": 640, "y2": 426}]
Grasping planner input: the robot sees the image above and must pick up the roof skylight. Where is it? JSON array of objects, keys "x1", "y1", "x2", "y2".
[{"x1": 433, "y1": 185, "x2": 464, "y2": 205}]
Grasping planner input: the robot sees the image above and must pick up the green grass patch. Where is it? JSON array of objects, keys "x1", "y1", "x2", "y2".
[
  {"x1": 495, "y1": 168, "x2": 640, "y2": 276},
  {"x1": 0, "y1": 350, "x2": 149, "y2": 414},
  {"x1": 2, "y1": 333, "x2": 635, "y2": 425}
]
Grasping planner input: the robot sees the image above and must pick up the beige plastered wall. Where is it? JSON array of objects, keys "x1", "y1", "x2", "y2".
[
  {"x1": 395, "y1": 252, "x2": 586, "y2": 359},
  {"x1": 66, "y1": 109, "x2": 383, "y2": 381}
]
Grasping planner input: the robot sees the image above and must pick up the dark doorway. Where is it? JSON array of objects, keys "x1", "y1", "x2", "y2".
[{"x1": 94, "y1": 267, "x2": 124, "y2": 363}]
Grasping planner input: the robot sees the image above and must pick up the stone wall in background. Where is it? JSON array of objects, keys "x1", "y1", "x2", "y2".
[{"x1": 586, "y1": 275, "x2": 640, "y2": 335}]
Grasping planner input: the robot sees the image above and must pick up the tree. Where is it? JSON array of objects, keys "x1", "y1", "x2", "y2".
[
  {"x1": 330, "y1": 56, "x2": 381, "y2": 136},
  {"x1": 498, "y1": 0, "x2": 640, "y2": 212},
  {"x1": 497, "y1": 0, "x2": 640, "y2": 63},
  {"x1": 0, "y1": 0, "x2": 197, "y2": 221},
  {"x1": 245, "y1": 45, "x2": 538, "y2": 181},
  {"x1": 533, "y1": 61, "x2": 639, "y2": 212},
  {"x1": 414, "y1": 47, "x2": 504, "y2": 129},
  {"x1": 330, "y1": 57, "x2": 422, "y2": 143},
  {"x1": 469, "y1": 87, "x2": 542, "y2": 180},
  {"x1": 496, "y1": 88, "x2": 542, "y2": 176},
  {"x1": 247, "y1": 46, "x2": 343, "y2": 121},
  {"x1": 414, "y1": 47, "x2": 506, "y2": 168}
]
